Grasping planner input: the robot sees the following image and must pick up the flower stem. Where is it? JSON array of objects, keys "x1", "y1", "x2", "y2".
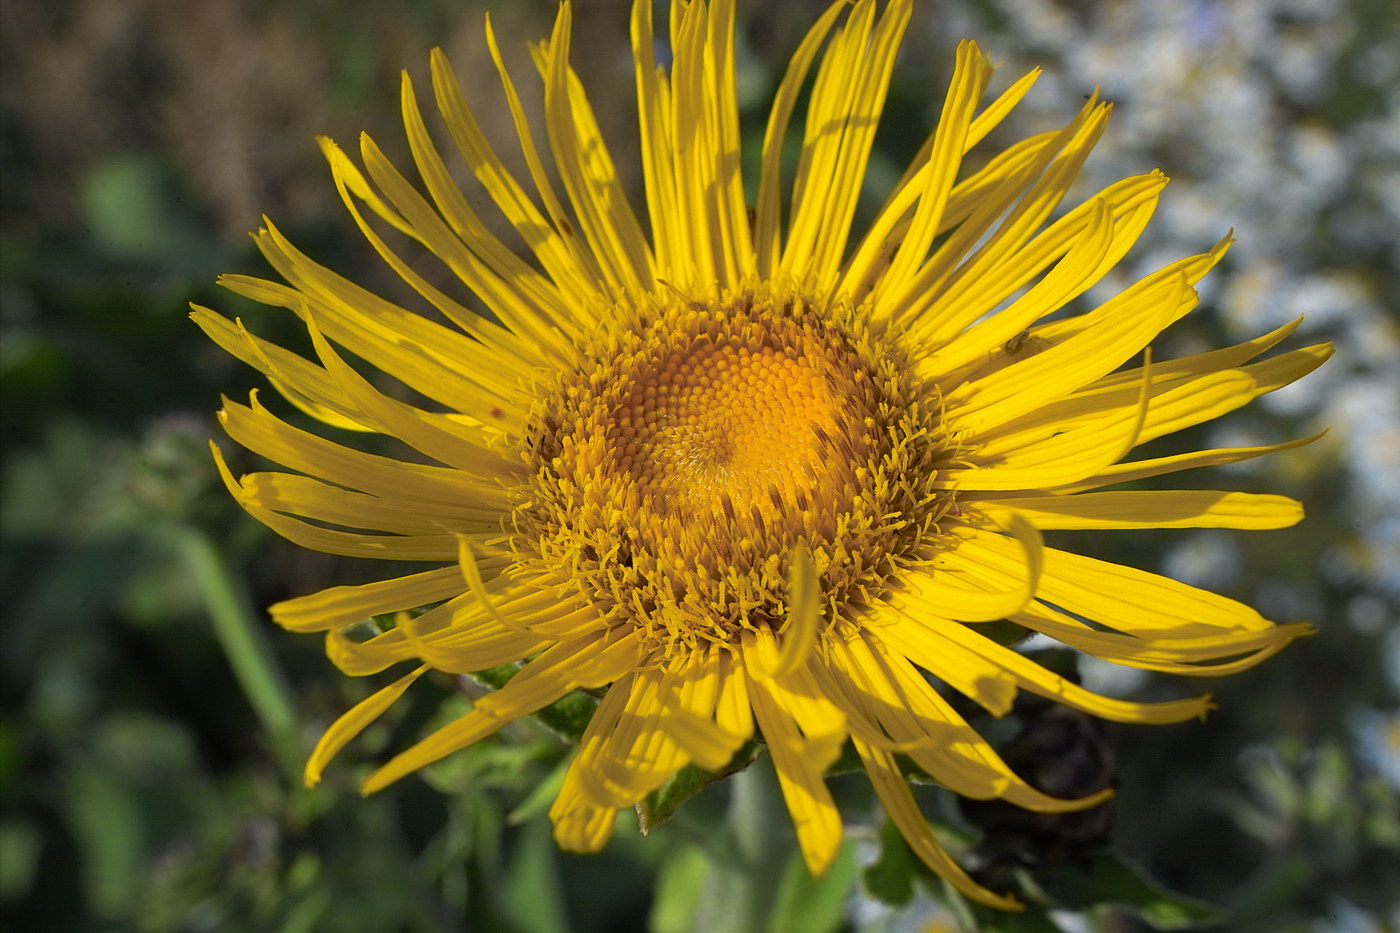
[
  {"x1": 169, "y1": 523, "x2": 299, "y2": 768},
  {"x1": 690, "y1": 760, "x2": 790, "y2": 933}
]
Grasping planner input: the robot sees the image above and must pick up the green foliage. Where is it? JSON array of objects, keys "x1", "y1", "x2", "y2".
[
  {"x1": 637, "y1": 743, "x2": 761, "y2": 834},
  {"x1": 1032, "y1": 852, "x2": 1227, "y2": 930}
]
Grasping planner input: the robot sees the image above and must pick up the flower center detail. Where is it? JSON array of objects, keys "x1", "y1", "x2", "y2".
[
  {"x1": 516, "y1": 285, "x2": 955, "y2": 654},
  {"x1": 608, "y1": 320, "x2": 857, "y2": 528}
]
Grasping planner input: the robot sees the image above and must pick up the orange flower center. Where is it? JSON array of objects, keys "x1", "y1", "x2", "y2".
[
  {"x1": 517, "y1": 286, "x2": 954, "y2": 653},
  {"x1": 607, "y1": 326, "x2": 856, "y2": 528}
]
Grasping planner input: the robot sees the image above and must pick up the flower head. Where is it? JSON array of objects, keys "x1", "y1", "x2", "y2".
[{"x1": 197, "y1": 0, "x2": 1327, "y2": 909}]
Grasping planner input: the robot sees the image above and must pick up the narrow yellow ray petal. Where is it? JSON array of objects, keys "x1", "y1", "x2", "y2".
[
  {"x1": 482, "y1": 13, "x2": 606, "y2": 289},
  {"x1": 705, "y1": 0, "x2": 754, "y2": 281},
  {"x1": 244, "y1": 213, "x2": 534, "y2": 411},
  {"x1": 975, "y1": 490, "x2": 1304, "y2": 531},
  {"x1": 269, "y1": 567, "x2": 467, "y2": 633},
  {"x1": 1065, "y1": 431, "x2": 1328, "y2": 491},
  {"x1": 457, "y1": 536, "x2": 537, "y2": 635},
  {"x1": 667, "y1": 0, "x2": 720, "y2": 286},
  {"x1": 715, "y1": 650, "x2": 754, "y2": 742},
  {"x1": 784, "y1": 0, "x2": 912, "y2": 283},
  {"x1": 325, "y1": 624, "x2": 414, "y2": 677},
  {"x1": 953, "y1": 538, "x2": 1280, "y2": 638},
  {"x1": 743, "y1": 667, "x2": 845, "y2": 876},
  {"x1": 892, "y1": 516, "x2": 1043, "y2": 622},
  {"x1": 355, "y1": 132, "x2": 571, "y2": 358},
  {"x1": 211, "y1": 440, "x2": 465, "y2": 561},
  {"x1": 191, "y1": 306, "x2": 379, "y2": 433},
  {"x1": 218, "y1": 392, "x2": 495, "y2": 506},
  {"x1": 782, "y1": 0, "x2": 879, "y2": 282},
  {"x1": 898, "y1": 612, "x2": 1214, "y2": 724},
  {"x1": 305, "y1": 665, "x2": 430, "y2": 787},
  {"x1": 361, "y1": 631, "x2": 639, "y2": 794},
  {"x1": 1010, "y1": 600, "x2": 1313, "y2": 674},
  {"x1": 947, "y1": 262, "x2": 1180, "y2": 433},
  {"x1": 786, "y1": 653, "x2": 935, "y2": 753},
  {"x1": 307, "y1": 133, "x2": 415, "y2": 238},
  {"x1": 550, "y1": 758, "x2": 620, "y2": 852},
  {"x1": 1074, "y1": 316, "x2": 1304, "y2": 394},
  {"x1": 302, "y1": 312, "x2": 524, "y2": 480},
  {"x1": 591, "y1": 669, "x2": 696, "y2": 807},
  {"x1": 754, "y1": 0, "x2": 866, "y2": 277},
  {"x1": 981, "y1": 342, "x2": 1332, "y2": 456},
  {"x1": 428, "y1": 47, "x2": 601, "y2": 304},
  {"x1": 769, "y1": 544, "x2": 820, "y2": 677},
  {"x1": 322, "y1": 587, "x2": 567, "y2": 679},
  {"x1": 410, "y1": 623, "x2": 544, "y2": 676},
  {"x1": 861, "y1": 632, "x2": 1113, "y2": 812},
  {"x1": 542, "y1": 4, "x2": 654, "y2": 295},
  {"x1": 1028, "y1": 231, "x2": 1232, "y2": 348},
  {"x1": 311, "y1": 143, "x2": 540, "y2": 358},
  {"x1": 629, "y1": 0, "x2": 683, "y2": 276},
  {"x1": 892, "y1": 98, "x2": 1112, "y2": 329},
  {"x1": 219, "y1": 268, "x2": 525, "y2": 422},
  {"x1": 944, "y1": 349, "x2": 1153, "y2": 492},
  {"x1": 268, "y1": 377, "x2": 377, "y2": 433},
  {"x1": 238, "y1": 470, "x2": 496, "y2": 536},
  {"x1": 875, "y1": 40, "x2": 991, "y2": 304},
  {"x1": 654, "y1": 650, "x2": 744, "y2": 771},
  {"x1": 570, "y1": 672, "x2": 640, "y2": 808},
  {"x1": 881, "y1": 66, "x2": 1042, "y2": 206},
  {"x1": 846, "y1": 128, "x2": 1060, "y2": 303},
  {"x1": 920, "y1": 197, "x2": 1115, "y2": 376},
  {"x1": 875, "y1": 613, "x2": 1019, "y2": 717},
  {"x1": 399, "y1": 73, "x2": 580, "y2": 334},
  {"x1": 912, "y1": 170, "x2": 1165, "y2": 349},
  {"x1": 855, "y1": 738, "x2": 1023, "y2": 911}
]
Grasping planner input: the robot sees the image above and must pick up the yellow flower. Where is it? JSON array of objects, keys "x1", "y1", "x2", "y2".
[{"x1": 196, "y1": 0, "x2": 1328, "y2": 909}]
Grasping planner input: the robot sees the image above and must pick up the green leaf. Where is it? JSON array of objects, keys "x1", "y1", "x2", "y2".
[
  {"x1": 862, "y1": 817, "x2": 918, "y2": 907},
  {"x1": 1040, "y1": 849, "x2": 1228, "y2": 930},
  {"x1": 637, "y1": 742, "x2": 762, "y2": 834},
  {"x1": 768, "y1": 841, "x2": 858, "y2": 933}
]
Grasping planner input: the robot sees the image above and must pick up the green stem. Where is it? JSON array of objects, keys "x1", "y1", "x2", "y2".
[
  {"x1": 692, "y1": 760, "x2": 791, "y2": 933},
  {"x1": 167, "y1": 523, "x2": 299, "y2": 768}
]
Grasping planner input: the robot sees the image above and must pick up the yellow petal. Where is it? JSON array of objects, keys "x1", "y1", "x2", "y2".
[
  {"x1": 550, "y1": 757, "x2": 620, "y2": 853},
  {"x1": 305, "y1": 665, "x2": 430, "y2": 787},
  {"x1": 1066, "y1": 431, "x2": 1327, "y2": 490},
  {"x1": 891, "y1": 517, "x2": 1043, "y2": 622},
  {"x1": 855, "y1": 737, "x2": 1022, "y2": 911},
  {"x1": 976, "y1": 490, "x2": 1304, "y2": 531},
  {"x1": 753, "y1": 0, "x2": 849, "y2": 277},
  {"x1": 428, "y1": 47, "x2": 601, "y2": 304},
  {"x1": 744, "y1": 668, "x2": 845, "y2": 876},
  {"x1": 361, "y1": 631, "x2": 640, "y2": 794},
  {"x1": 270, "y1": 566, "x2": 466, "y2": 633}
]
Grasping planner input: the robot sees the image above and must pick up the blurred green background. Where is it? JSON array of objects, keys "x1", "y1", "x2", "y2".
[{"x1": 2, "y1": 1, "x2": 1397, "y2": 931}]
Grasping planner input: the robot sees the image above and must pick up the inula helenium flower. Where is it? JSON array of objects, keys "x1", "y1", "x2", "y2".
[{"x1": 197, "y1": 0, "x2": 1328, "y2": 908}]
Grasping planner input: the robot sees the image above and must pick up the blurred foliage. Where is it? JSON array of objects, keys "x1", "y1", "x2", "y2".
[{"x1": 2, "y1": 1, "x2": 1397, "y2": 931}]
